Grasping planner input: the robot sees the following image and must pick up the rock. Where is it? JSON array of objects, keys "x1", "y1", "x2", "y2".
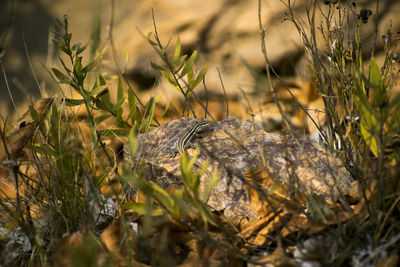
[
  {"x1": 1, "y1": 228, "x2": 32, "y2": 266},
  {"x1": 123, "y1": 117, "x2": 358, "y2": 219}
]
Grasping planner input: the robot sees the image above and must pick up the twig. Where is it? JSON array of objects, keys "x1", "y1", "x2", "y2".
[{"x1": 216, "y1": 67, "x2": 229, "y2": 118}]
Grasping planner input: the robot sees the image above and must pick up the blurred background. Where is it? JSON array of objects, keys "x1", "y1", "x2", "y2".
[{"x1": 1, "y1": 0, "x2": 399, "y2": 119}]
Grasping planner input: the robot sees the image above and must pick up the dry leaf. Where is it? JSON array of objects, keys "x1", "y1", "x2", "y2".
[{"x1": 0, "y1": 122, "x2": 36, "y2": 162}]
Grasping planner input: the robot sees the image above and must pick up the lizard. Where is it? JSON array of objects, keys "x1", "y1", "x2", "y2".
[
  {"x1": 170, "y1": 119, "x2": 213, "y2": 183},
  {"x1": 172, "y1": 120, "x2": 211, "y2": 157}
]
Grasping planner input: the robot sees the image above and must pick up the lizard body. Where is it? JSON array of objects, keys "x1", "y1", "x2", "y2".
[{"x1": 172, "y1": 120, "x2": 212, "y2": 179}]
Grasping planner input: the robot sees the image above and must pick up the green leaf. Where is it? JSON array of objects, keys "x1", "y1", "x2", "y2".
[
  {"x1": 123, "y1": 202, "x2": 163, "y2": 216},
  {"x1": 187, "y1": 68, "x2": 194, "y2": 84},
  {"x1": 117, "y1": 78, "x2": 124, "y2": 103},
  {"x1": 148, "y1": 181, "x2": 182, "y2": 219},
  {"x1": 114, "y1": 96, "x2": 125, "y2": 115},
  {"x1": 369, "y1": 58, "x2": 389, "y2": 112},
  {"x1": 88, "y1": 84, "x2": 108, "y2": 97},
  {"x1": 94, "y1": 114, "x2": 112, "y2": 124},
  {"x1": 69, "y1": 80, "x2": 81, "y2": 91},
  {"x1": 113, "y1": 78, "x2": 126, "y2": 116},
  {"x1": 160, "y1": 47, "x2": 167, "y2": 57},
  {"x1": 195, "y1": 200, "x2": 217, "y2": 226},
  {"x1": 202, "y1": 170, "x2": 219, "y2": 203},
  {"x1": 53, "y1": 39, "x2": 71, "y2": 56},
  {"x1": 97, "y1": 167, "x2": 112, "y2": 187},
  {"x1": 49, "y1": 104, "x2": 60, "y2": 143},
  {"x1": 74, "y1": 57, "x2": 83, "y2": 73},
  {"x1": 156, "y1": 101, "x2": 170, "y2": 119},
  {"x1": 268, "y1": 181, "x2": 281, "y2": 194},
  {"x1": 173, "y1": 55, "x2": 187, "y2": 74},
  {"x1": 52, "y1": 68, "x2": 69, "y2": 82},
  {"x1": 180, "y1": 149, "x2": 205, "y2": 197},
  {"x1": 74, "y1": 56, "x2": 86, "y2": 85},
  {"x1": 369, "y1": 58, "x2": 383, "y2": 91},
  {"x1": 356, "y1": 92, "x2": 379, "y2": 157},
  {"x1": 28, "y1": 144, "x2": 57, "y2": 157},
  {"x1": 360, "y1": 122, "x2": 378, "y2": 157},
  {"x1": 99, "y1": 74, "x2": 107, "y2": 86},
  {"x1": 29, "y1": 104, "x2": 40, "y2": 121},
  {"x1": 128, "y1": 89, "x2": 139, "y2": 125},
  {"x1": 147, "y1": 32, "x2": 158, "y2": 46},
  {"x1": 130, "y1": 109, "x2": 143, "y2": 129},
  {"x1": 179, "y1": 50, "x2": 198, "y2": 78},
  {"x1": 173, "y1": 36, "x2": 181, "y2": 66},
  {"x1": 125, "y1": 51, "x2": 129, "y2": 65},
  {"x1": 71, "y1": 43, "x2": 81, "y2": 51},
  {"x1": 150, "y1": 61, "x2": 165, "y2": 71},
  {"x1": 82, "y1": 60, "x2": 97, "y2": 73},
  {"x1": 139, "y1": 97, "x2": 156, "y2": 133},
  {"x1": 63, "y1": 98, "x2": 85, "y2": 106},
  {"x1": 160, "y1": 70, "x2": 180, "y2": 90},
  {"x1": 93, "y1": 88, "x2": 109, "y2": 100},
  {"x1": 165, "y1": 37, "x2": 173, "y2": 49},
  {"x1": 181, "y1": 152, "x2": 198, "y2": 191},
  {"x1": 115, "y1": 109, "x2": 129, "y2": 128},
  {"x1": 128, "y1": 126, "x2": 138, "y2": 155},
  {"x1": 76, "y1": 44, "x2": 88, "y2": 55},
  {"x1": 122, "y1": 171, "x2": 182, "y2": 219},
  {"x1": 154, "y1": 93, "x2": 163, "y2": 104},
  {"x1": 189, "y1": 64, "x2": 208, "y2": 90},
  {"x1": 99, "y1": 85, "x2": 112, "y2": 110}
]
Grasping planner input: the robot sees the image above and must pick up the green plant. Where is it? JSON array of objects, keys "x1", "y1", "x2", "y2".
[
  {"x1": 0, "y1": 13, "x2": 163, "y2": 265},
  {"x1": 267, "y1": 0, "x2": 400, "y2": 264},
  {"x1": 147, "y1": 12, "x2": 210, "y2": 118},
  {"x1": 122, "y1": 148, "x2": 218, "y2": 227}
]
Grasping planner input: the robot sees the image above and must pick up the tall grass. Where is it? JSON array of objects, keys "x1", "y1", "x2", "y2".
[{"x1": 268, "y1": 0, "x2": 400, "y2": 264}]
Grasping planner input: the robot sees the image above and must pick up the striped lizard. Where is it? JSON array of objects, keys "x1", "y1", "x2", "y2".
[{"x1": 170, "y1": 120, "x2": 213, "y2": 179}]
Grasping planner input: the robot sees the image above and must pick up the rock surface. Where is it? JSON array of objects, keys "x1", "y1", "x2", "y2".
[{"x1": 124, "y1": 117, "x2": 358, "y2": 219}]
